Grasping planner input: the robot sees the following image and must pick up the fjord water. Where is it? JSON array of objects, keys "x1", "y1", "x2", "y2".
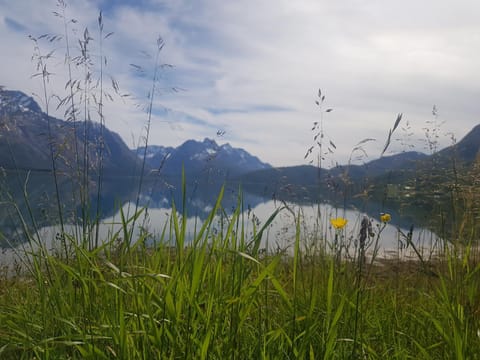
[
  {"x1": 101, "y1": 199, "x2": 436, "y2": 257},
  {"x1": 0, "y1": 171, "x2": 439, "y2": 269}
]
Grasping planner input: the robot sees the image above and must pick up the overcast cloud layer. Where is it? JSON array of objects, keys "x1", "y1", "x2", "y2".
[{"x1": 1, "y1": 0, "x2": 479, "y2": 166}]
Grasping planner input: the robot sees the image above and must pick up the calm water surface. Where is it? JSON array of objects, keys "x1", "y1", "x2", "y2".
[{"x1": 0, "y1": 175, "x2": 441, "y2": 270}]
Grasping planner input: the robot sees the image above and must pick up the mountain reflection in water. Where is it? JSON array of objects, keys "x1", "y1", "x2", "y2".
[{"x1": 0, "y1": 171, "x2": 439, "y2": 262}]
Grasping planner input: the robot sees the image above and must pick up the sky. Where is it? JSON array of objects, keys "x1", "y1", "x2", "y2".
[{"x1": 0, "y1": 0, "x2": 479, "y2": 167}]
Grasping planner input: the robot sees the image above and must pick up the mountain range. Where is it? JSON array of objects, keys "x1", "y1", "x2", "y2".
[
  {"x1": 238, "y1": 125, "x2": 480, "y2": 204},
  {"x1": 0, "y1": 89, "x2": 270, "y2": 180},
  {"x1": 1, "y1": 88, "x2": 480, "y2": 196}
]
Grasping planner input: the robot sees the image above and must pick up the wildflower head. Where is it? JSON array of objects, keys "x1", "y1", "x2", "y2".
[
  {"x1": 380, "y1": 213, "x2": 391, "y2": 223},
  {"x1": 330, "y1": 217, "x2": 347, "y2": 230}
]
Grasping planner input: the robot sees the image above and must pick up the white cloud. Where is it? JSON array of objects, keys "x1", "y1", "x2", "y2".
[{"x1": 0, "y1": 0, "x2": 479, "y2": 166}]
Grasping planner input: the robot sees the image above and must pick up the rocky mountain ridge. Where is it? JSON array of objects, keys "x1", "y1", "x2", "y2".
[
  {"x1": 0, "y1": 89, "x2": 139, "y2": 175},
  {"x1": 135, "y1": 138, "x2": 271, "y2": 178}
]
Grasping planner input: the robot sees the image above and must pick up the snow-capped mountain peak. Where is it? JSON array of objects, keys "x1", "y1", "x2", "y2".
[
  {"x1": 135, "y1": 138, "x2": 271, "y2": 177},
  {"x1": 0, "y1": 89, "x2": 42, "y2": 114}
]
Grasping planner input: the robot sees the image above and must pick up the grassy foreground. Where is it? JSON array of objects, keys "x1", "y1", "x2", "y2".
[{"x1": 0, "y1": 189, "x2": 479, "y2": 360}]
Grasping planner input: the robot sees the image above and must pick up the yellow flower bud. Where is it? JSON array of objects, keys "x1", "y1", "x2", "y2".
[
  {"x1": 330, "y1": 217, "x2": 347, "y2": 230},
  {"x1": 380, "y1": 213, "x2": 391, "y2": 223}
]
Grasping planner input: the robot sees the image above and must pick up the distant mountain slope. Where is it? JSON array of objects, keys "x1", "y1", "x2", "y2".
[
  {"x1": 238, "y1": 122, "x2": 480, "y2": 202},
  {"x1": 329, "y1": 151, "x2": 428, "y2": 180},
  {"x1": 135, "y1": 138, "x2": 271, "y2": 177},
  {"x1": 436, "y1": 124, "x2": 480, "y2": 164},
  {"x1": 0, "y1": 89, "x2": 139, "y2": 175},
  {"x1": 135, "y1": 145, "x2": 175, "y2": 167},
  {"x1": 239, "y1": 151, "x2": 429, "y2": 198}
]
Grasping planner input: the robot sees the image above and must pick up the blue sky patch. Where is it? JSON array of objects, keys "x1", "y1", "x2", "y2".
[{"x1": 5, "y1": 17, "x2": 27, "y2": 32}]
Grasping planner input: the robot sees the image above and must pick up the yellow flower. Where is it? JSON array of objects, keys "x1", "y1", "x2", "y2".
[
  {"x1": 330, "y1": 217, "x2": 347, "y2": 230},
  {"x1": 380, "y1": 213, "x2": 391, "y2": 223}
]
